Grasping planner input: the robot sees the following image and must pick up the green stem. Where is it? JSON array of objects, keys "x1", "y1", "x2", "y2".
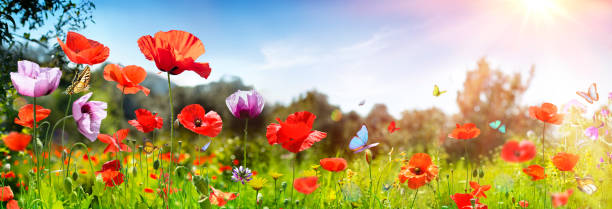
[
  {"x1": 243, "y1": 119, "x2": 249, "y2": 168},
  {"x1": 368, "y1": 158, "x2": 373, "y2": 207},
  {"x1": 291, "y1": 154, "x2": 296, "y2": 209},
  {"x1": 464, "y1": 142, "x2": 470, "y2": 192},
  {"x1": 33, "y1": 97, "x2": 42, "y2": 200},
  {"x1": 409, "y1": 188, "x2": 419, "y2": 209},
  {"x1": 166, "y1": 72, "x2": 175, "y2": 204},
  {"x1": 542, "y1": 123, "x2": 547, "y2": 209}
]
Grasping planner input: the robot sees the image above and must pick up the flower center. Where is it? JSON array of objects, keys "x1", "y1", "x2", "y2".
[
  {"x1": 514, "y1": 150, "x2": 521, "y2": 157},
  {"x1": 194, "y1": 119, "x2": 202, "y2": 127},
  {"x1": 81, "y1": 104, "x2": 91, "y2": 113},
  {"x1": 413, "y1": 167, "x2": 422, "y2": 175}
]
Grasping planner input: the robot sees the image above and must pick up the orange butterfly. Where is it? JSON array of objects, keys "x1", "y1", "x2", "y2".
[{"x1": 577, "y1": 83, "x2": 599, "y2": 104}]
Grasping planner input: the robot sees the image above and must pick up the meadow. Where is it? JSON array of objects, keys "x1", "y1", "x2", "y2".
[{"x1": 0, "y1": 28, "x2": 611, "y2": 209}]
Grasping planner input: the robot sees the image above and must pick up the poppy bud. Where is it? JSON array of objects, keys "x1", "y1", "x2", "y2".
[
  {"x1": 35, "y1": 138, "x2": 43, "y2": 151},
  {"x1": 64, "y1": 177, "x2": 73, "y2": 192},
  {"x1": 472, "y1": 169, "x2": 478, "y2": 178},
  {"x1": 193, "y1": 175, "x2": 209, "y2": 194},
  {"x1": 2, "y1": 164, "x2": 10, "y2": 171},
  {"x1": 365, "y1": 149, "x2": 373, "y2": 164},
  {"x1": 283, "y1": 199, "x2": 289, "y2": 205},
  {"x1": 153, "y1": 159, "x2": 160, "y2": 170},
  {"x1": 174, "y1": 119, "x2": 180, "y2": 128},
  {"x1": 281, "y1": 182, "x2": 287, "y2": 189},
  {"x1": 512, "y1": 197, "x2": 516, "y2": 204},
  {"x1": 470, "y1": 198, "x2": 477, "y2": 207},
  {"x1": 132, "y1": 167, "x2": 138, "y2": 176},
  {"x1": 479, "y1": 169, "x2": 484, "y2": 178},
  {"x1": 72, "y1": 171, "x2": 78, "y2": 181},
  {"x1": 295, "y1": 200, "x2": 300, "y2": 205}
]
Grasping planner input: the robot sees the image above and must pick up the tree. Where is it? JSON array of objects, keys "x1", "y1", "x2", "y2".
[
  {"x1": 449, "y1": 58, "x2": 537, "y2": 161},
  {"x1": 0, "y1": 0, "x2": 96, "y2": 134}
]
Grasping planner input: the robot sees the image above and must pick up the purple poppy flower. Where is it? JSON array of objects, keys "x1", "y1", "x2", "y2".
[
  {"x1": 10, "y1": 60, "x2": 62, "y2": 97},
  {"x1": 225, "y1": 90, "x2": 264, "y2": 119},
  {"x1": 73, "y1": 92, "x2": 107, "y2": 141}
]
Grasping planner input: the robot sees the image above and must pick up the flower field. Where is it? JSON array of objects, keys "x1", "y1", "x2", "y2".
[
  {"x1": 0, "y1": 29, "x2": 611, "y2": 209},
  {"x1": 2, "y1": 1, "x2": 612, "y2": 209}
]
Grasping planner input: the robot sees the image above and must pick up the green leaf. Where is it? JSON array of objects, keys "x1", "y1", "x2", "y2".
[
  {"x1": 52, "y1": 201, "x2": 64, "y2": 209},
  {"x1": 79, "y1": 195, "x2": 94, "y2": 209}
]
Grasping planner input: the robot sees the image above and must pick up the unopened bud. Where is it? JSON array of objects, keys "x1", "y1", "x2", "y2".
[
  {"x1": 174, "y1": 119, "x2": 180, "y2": 128},
  {"x1": 153, "y1": 160, "x2": 160, "y2": 170},
  {"x1": 365, "y1": 149, "x2": 372, "y2": 164}
]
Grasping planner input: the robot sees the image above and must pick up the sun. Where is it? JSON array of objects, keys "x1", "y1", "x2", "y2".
[{"x1": 520, "y1": 0, "x2": 563, "y2": 18}]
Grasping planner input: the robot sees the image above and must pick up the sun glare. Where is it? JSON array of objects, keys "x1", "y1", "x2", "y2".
[{"x1": 520, "y1": 0, "x2": 563, "y2": 18}]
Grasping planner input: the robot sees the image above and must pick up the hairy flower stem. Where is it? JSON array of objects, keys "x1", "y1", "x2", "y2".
[
  {"x1": 243, "y1": 119, "x2": 249, "y2": 167},
  {"x1": 368, "y1": 159, "x2": 373, "y2": 207},
  {"x1": 291, "y1": 154, "x2": 296, "y2": 209},
  {"x1": 33, "y1": 96, "x2": 42, "y2": 199},
  {"x1": 166, "y1": 72, "x2": 175, "y2": 197},
  {"x1": 542, "y1": 123, "x2": 547, "y2": 209},
  {"x1": 464, "y1": 142, "x2": 470, "y2": 191},
  {"x1": 409, "y1": 188, "x2": 419, "y2": 209}
]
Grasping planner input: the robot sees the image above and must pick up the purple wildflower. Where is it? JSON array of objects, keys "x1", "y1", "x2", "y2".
[
  {"x1": 231, "y1": 166, "x2": 253, "y2": 184},
  {"x1": 73, "y1": 92, "x2": 107, "y2": 141},
  {"x1": 10, "y1": 60, "x2": 62, "y2": 97},
  {"x1": 225, "y1": 90, "x2": 264, "y2": 119}
]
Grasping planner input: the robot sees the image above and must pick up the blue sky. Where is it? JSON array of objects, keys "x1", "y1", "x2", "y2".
[{"x1": 68, "y1": 0, "x2": 612, "y2": 117}]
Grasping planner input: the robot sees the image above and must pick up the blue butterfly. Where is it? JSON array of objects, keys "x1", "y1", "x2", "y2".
[
  {"x1": 200, "y1": 140, "x2": 212, "y2": 152},
  {"x1": 489, "y1": 120, "x2": 506, "y2": 134},
  {"x1": 349, "y1": 125, "x2": 379, "y2": 153},
  {"x1": 576, "y1": 83, "x2": 599, "y2": 104}
]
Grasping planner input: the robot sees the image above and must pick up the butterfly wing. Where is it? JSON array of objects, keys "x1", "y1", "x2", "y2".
[
  {"x1": 499, "y1": 125, "x2": 506, "y2": 134},
  {"x1": 349, "y1": 125, "x2": 368, "y2": 151},
  {"x1": 66, "y1": 66, "x2": 91, "y2": 95},
  {"x1": 201, "y1": 140, "x2": 212, "y2": 152},
  {"x1": 489, "y1": 120, "x2": 501, "y2": 129},
  {"x1": 577, "y1": 91, "x2": 594, "y2": 104},
  {"x1": 589, "y1": 83, "x2": 599, "y2": 102},
  {"x1": 143, "y1": 141, "x2": 157, "y2": 154},
  {"x1": 433, "y1": 85, "x2": 440, "y2": 96},
  {"x1": 576, "y1": 176, "x2": 597, "y2": 195}
]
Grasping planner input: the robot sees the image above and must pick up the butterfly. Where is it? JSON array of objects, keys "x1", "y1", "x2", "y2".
[
  {"x1": 387, "y1": 121, "x2": 400, "y2": 133},
  {"x1": 142, "y1": 140, "x2": 158, "y2": 155},
  {"x1": 576, "y1": 83, "x2": 599, "y2": 104},
  {"x1": 575, "y1": 174, "x2": 597, "y2": 195},
  {"x1": 200, "y1": 140, "x2": 212, "y2": 152},
  {"x1": 358, "y1": 100, "x2": 366, "y2": 106},
  {"x1": 433, "y1": 85, "x2": 447, "y2": 97},
  {"x1": 349, "y1": 125, "x2": 379, "y2": 153},
  {"x1": 65, "y1": 66, "x2": 91, "y2": 95},
  {"x1": 488, "y1": 120, "x2": 506, "y2": 134}
]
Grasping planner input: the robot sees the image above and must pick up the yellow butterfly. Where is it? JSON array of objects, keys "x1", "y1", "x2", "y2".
[
  {"x1": 65, "y1": 66, "x2": 91, "y2": 95},
  {"x1": 143, "y1": 141, "x2": 158, "y2": 155},
  {"x1": 575, "y1": 174, "x2": 597, "y2": 195},
  {"x1": 433, "y1": 85, "x2": 447, "y2": 97}
]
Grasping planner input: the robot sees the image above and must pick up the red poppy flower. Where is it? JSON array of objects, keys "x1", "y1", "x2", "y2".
[
  {"x1": 6, "y1": 199, "x2": 19, "y2": 209},
  {"x1": 177, "y1": 104, "x2": 222, "y2": 137},
  {"x1": 97, "y1": 129, "x2": 132, "y2": 154},
  {"x1": 57, "y1": 31, "x2": 109, "y2": 65},
  {"x1": 150, "y1": 174, "x2": 158, "y2": 180},
  {"x1": 14, "y1": 104, "x2": 51, "y2": 128},
  {"x1": 233, "y1": 159, "x2": 239, "y2": 166},
  {"x1": 523, "y1": 165, "x2": 547, "y2": 181},
  {"x1": 519, "y1": 200, "x2": 529, "y2": 208},
  {"x1": 266, "y1": 111, "x2": 327, "y2": 153},
  {"x1": 0, "y1": 186, "x2": 13, "y2": 201},
  {"x1": 551, "y1": 189, "x2": 572, "y2": 208},
  {"x1": 103, "y1": 64, "x2": 150, "y2": 96},
  {"x1": 99, "y1": 169, "x2": 124, "y2": 187},
  {"x1": 2, "y1": 132, "x2": 31, "y2": 151},
  {"x1": 320, "y1": 158, "x2": 347, "y2": 172},
  {"x1": 448, "y1": 123, "x2": 481, "y2": 140},
  {"x1": 501, "y1": 140, "x2": 536, "y2": 163},
  {"x1": 469, "y1": 181, "x2": 491, "y2": 198},
  {"x1": 552, "y1": 152, "x2": 579, "y2": 171},
  {"x1": 128, "y1": 109, "x2": 163, "y2": 133},
  {"x1": 451, "y1": 193, "x2": 488, "y2": 209},
  {"x1": 2, "y1": 171, "x2": 15, "y2": 179},
  {"x1": 96, "y1": 160, "x2": 121, "y2": 174},
  {"x1": 388, "y1": 121, "x2": 400, "y2": 133},
  {"x1": 529, "y1": 103, "x2": 564, "y2": 125},
  {"x1": 398, "y1": 153, "x2": 439, "y2": 189},
  {"x1": 293, "y1": 176, "x2": 319, "y2": 195},
  {"x1": 208, "y1": 186, "x2": 237, "y2": 206},
  {"x1": 144, "y1": 188, "x2": 154, "y2": 193},
  {"x1": 137, "y1": 30, "x2": 211, "y2": 78}
]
